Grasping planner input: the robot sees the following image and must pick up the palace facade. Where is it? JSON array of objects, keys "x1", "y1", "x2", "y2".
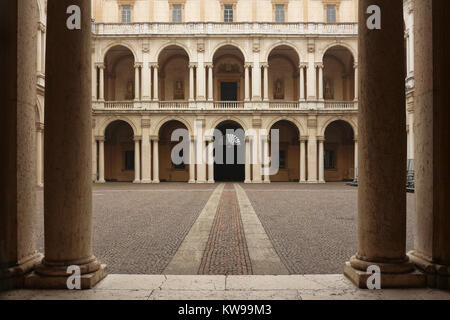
[{"x1": 34, "y1": 0, "x2": 415, "y2": 185}]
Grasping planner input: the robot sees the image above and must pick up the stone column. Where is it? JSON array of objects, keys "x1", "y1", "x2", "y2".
[
  {"x1": 189, "y1": 64, "x2": 195, "y2": 101},
  {"x1": 142, "y1": 53, "x2": 151, "y2": 100},
  {"x1": 244, "y1": 64, "x2": 251, "y2": 101},
  {"x1": 300, "y1": 138, "x2": 307, "y2": 183},
  {"x1": 353, "y1": 63, "x2": 358, "y2": 101},
  {"x1": 251, "y1": 133, "x2": 262, "y2": 183},
  {"x1": 299, "y1": 64, "x2": 306, "y2": 101},
  {"x1": 207, "y1": 137, "x2": 214, "y2": 183},
  {"x1": 141, "y1": 120, "x2": 152, "y2": 184},
  {"x1": 134, "y1": 63, "x2": 141, "y2": 101},
  {"x1": 99, "y1": 64, "x2": 105, "y2": 101},
  {"x1": 196, "y1": 138, "x2": 207, "y2": 183},
  {"x1": 252, "y1": 46, "x2": 262, "y2": 101},
  {"x1": 92, "y1": 131, "x2": 97, "y2": 182},
  {"x1": 152, "y1": 136, "x2": 160, "y2": 183},
  {"x1": 263, "y1": 135, "x2": 270, "y2": 183},
  {"x1": 98, "y1": 137, "x2": 105, "y2": 183},
  {"x1": 354, "y1": 138, "x2": 358, "y2": 181},
  {"x1": 36, "y1": 24, "x2": 42, "y2": 73},
  {"x1": 245, "y1": 136, "x2": 251, "y2": 183},
  {"x1": 318, "y1": 136, "x2": 325, "y2": 183},
  {"x1": 263, "y1": 64, "x2": 269, "y2": 101},
  {"x1": 153, "y1": 64, "x2": 159, "y2": 101},
  {"x1": 25, "y1": 0, "x2": 106, "y2": 289},
  {"x1": 408, "y1": 0, "x2": 450, "y2": 290},
  {"x1": 189, "y1": 136, "x2": 196, "y2": 183},
  {"x1": 207, "y1": 64, "x2": 213, "y2": 101},
  {"x1": 133, "y1": 137, "x2": 141, "y2": 183},
  {"x1": 344, "y1": 0, "x2": 423, "y2": 289},
  {"x1": 307, "y1": 43, "x2": 316, "y2": 100},
  {"x1": 0, "y1": 0, "x2": 43, "y2": 290},
  {"x1": 307, "y1": 117, "x2": 317, "y2": 183},
  {"x1": 36, "y1": 123, "x2": 44, "y2": 187},
  {"x1": 91, "y1": 63, "x2": 97, "y2": 101},
  {"x1": 317, "y1": 63, "x2": 324, "y2": 101},
  {"x1": 407, "y1": 108, "x2": 414, "y2": 160}
]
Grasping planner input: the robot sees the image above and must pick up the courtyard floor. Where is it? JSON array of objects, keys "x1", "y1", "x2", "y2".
[{"x1": 35, "y1": 182, "x2": 415, "y2": 275}]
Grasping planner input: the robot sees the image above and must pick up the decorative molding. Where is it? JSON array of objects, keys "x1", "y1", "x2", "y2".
[{"x1": 141, "y1": 119, "x2": 151, "y2": 128}]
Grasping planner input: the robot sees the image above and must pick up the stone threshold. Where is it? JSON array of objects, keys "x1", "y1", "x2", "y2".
[{"x1": 1, "y1": 274, "x2": 449, "y2": 300}]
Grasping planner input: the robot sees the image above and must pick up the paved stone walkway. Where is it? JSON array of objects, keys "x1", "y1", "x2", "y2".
[
  {"x1": 198, "y1": 184, "x2": 252, "y2": 275},
  {"x1": 2, "y1": 274, "x2": 450, "y2": 300}
]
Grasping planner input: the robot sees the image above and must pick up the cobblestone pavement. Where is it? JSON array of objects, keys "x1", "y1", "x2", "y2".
[
  {"x1": 240, "y1": 182, "x2": 415, "y2": 274},
  {"x1": 35, "y1": 183, "x2": 215, "y2": 274},
  {"x1": 198, "y1": 184, "x2": 252, "y2": 275},
  {"x1": 35, "y1": 182, "x2": 415, "y2": 275}
]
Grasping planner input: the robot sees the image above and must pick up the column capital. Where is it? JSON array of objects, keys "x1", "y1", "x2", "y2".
[
  {"x1": 189, "y1": 63, "x2": 198, "y2": 69},
  {"x1": 134, "y1": 62, "x2": 143, "y2": 69},
  {"x1": 317, "y1": 136, "x2": 325, "y2": 142},
  {"x1": 299, "y1": 63, "x2": 308, "y2": 69},
  {"x1": 35, "y1": 122, "x2": 45, "y2": 132},
  {"x1": 150, "y1": 135, "x2": 159, "y2": 142},
  {"x1": 95, "y1": 62, "x2": 105, "y2": 69},
  {"x1": 205, "y1": 63, "x2": 214, "y2": 69},
  {"x1": 261, "y1": 63, "x2": 269, "y2": 69},
  {"x1": 353, "y1": 62, "x2": 358, "y2": 69},
  {"x1": 133, "y1": 135, "x2": 142, "y2": 142},
  {"x1": 95, "y1": 136, "x2": 105, "y2": 142},
  {"x1": 244, "y1": 63, "x2": 253, "y2": 69},
  {"x1": 150, "y1": 63, "x2": 159, "y2": 69},
  {"x1": 299, "y1": 137, "x2": 308, "y2": 143},
  {"x1": 204, "y1": 135, "x2": 214, "y2": 142},
  {"x1": 315, "y1": 62, "x2": 324, "y2": 69},
  {"x1": 37, "y1": 22, "x2": 46, "y2": 32}
]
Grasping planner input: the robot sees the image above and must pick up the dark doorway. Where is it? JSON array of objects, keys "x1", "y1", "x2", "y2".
[
  {"x1": 214, "y1": 121, "x2": 245, "y2": 182},
  {"x1": 220, "y1": 82, "x2": 238, "y2": 101}
]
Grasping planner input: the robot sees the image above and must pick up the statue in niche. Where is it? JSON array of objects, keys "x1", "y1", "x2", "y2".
[
  {"x1": 125, "y1": 80, "x2": 133, "y2": 100},
  {"x1": 324, "y1": 78, "x2": 334, "y2": 100},
  {"x1": 174, "y1": 80, "x2": 184, "y2": 100},
  {"x1": 274, "y1": 78, "x2": 284, "y2": 99}
]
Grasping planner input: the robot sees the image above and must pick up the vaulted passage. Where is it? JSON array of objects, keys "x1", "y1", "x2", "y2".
[{"x1": 214, "y1": 121, "x2": 245, "y2": 182}]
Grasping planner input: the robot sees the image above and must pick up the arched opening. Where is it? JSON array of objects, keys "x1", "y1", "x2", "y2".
[
  {"x1": 104, "y1": 120, "x2": 135, "y2": 182},
  {"x1": 324, "y1": 120, "x2": 355, "y2": 181},
  {"x1": 213, "y1": 45, "x2": 245, "y2": 101},
  {"x1": 104, "y1": 45, "x2": 135, "y2": 101},
  {"x1": 269, "y1": 120, "x2": 300, "y2": 181},
  {"x1": 268, "y1": 46, "x2": 300, "y2": 101},
  {"x1": 323, "y1": 46, "x2": 355, "y2": 101},
  {"x1": 159, "y1": 120, "x2": 190, "y2": 182},
  {"x1": 214, "y1": 120, "x2": 245, "y2": 182},
  {"x1": 158, "y1": 45, "x2": 190, "y2": 101}
]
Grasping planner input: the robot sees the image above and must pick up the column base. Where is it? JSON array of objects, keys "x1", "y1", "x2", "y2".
[
  {"x1": 188, "y1": 179, "x2": 196, "y2": 184},
  {"x1": 318, "y1": 180, "x2": 326, "y2": 184},
  {"x1": 133, "y1": 180, "x2": 141, "y2": 184},
  {"x1": 307, "y1": 180, "x2": 318, "y2": 184},
  {"x1": 140, "y1": 179, "x2": 152, "y2": 184},
  {"x1": 0, "y1": 253, "x2": 43, "y2": 290},
  {"x1": 343, "y1": 256, "x2": 426, "y2": 289},
  {"x1": 24, "y1": 258, "x2": 107, "y2": 290},
  {"x1": 408, "y1": 251, "x2": 450, "y2": 290},
  {"x1": 196, "y1": 180, "x2": 207, "y2": 184},
  {"x1": 96, "y1": 180, "x2": 106, "y2": 184},
  {"x1": 299, "y1": 180, "x2": 307, "y2": 184},
  {"x1": 152, "y1": 179, "x2": 160, "y2": 184},
  {"x1": 244, "y1": 180, "x2": 252, "y2": 184},
  {"x1": 207, "y1": 180, "x2": 215, "y2": 184},
  {"x1": 263, "y1": 179, "x2": 271, "y2": 184},
  {"x1": 252, "y1": 180, "x2": 263, "y2": 184}
]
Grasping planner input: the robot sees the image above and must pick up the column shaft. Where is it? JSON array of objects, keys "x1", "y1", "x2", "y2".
[
  {"x1": 354, "y1": 64, "x2": 359, "y2": 101},
  {"x1": 153, "y1": 66, "x2": 159, "y2": 101},
  {"x1": 134, "y1": 139, "x2": 140, "y2": 183},
  {"x1": 344, "y1": 0, "x2": 421, "y2": 289},
  {"x1": 300, "y1": 139, "x2": 306, "y2": 183},
  {"x1": 207, "y1": 65, "x2": 213, "y2": 101},
  {"x1": 307, "y1": 136, "x2": 317, "y2": 183},
  {"x1": 134, "y1": 65, "x2": 140, "y2": 101},
  {"x1": 141, "y1": 127, "x2": 152, "y2": 183},
  {"x1": 189, "y1": 138, "x2": 195, "y2": 183},
  {"x1": 318, "y1": 64, "x2": 324, "y2": 100},
  {"x1": 318, "y1": 138, "x2": 325, "y2": 183},
  {"x1": 36, "y1": 126, "x2": 44, "y2": 187},
  {"x1": 189, "y1": 65, "x2": 195, "y2": 101},
  {"x1": 245, "y1": 138, "x2": 251, "y2": 183},
  {"x1": 99, "y1": 66, "x2": 104, "y2": 101},
  {"x1": 299, "y1": 66, "x2": 305, "y2": 101},
  {"x1": 152, "y1": 139, "x2": 159, "y2": 183},
  {"x1": 263, "y1": 65, "x2": 269, "y2": 101},
  {"x1": 98, "y1": 139, "x2": 105, "y2": 183},
  {"x1": 263, "y1": 137, "x2": 270, "y2": 183},
  {"x1": 27, "y1": 0, "x2": 105, "y2": 289},
  {"x1": 244, "y1": 65, "x2": 250, "y2": 101},
  {"x1": 207, "y1": 140, "x2": 214, "y2": 183}
]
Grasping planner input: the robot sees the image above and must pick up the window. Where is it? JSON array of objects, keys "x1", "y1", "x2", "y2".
[
  {"x1": 326, "y1": 5, "x2": 337, "y2": 23},
  {"x1": 275, "y1": 5, "x2": 285, "y2": 22},
  {"x1": 125, "y1": 151, "x2": 135, "y2": 170},
  {"x1": 121, "y1": 5, "x2": 131, "y2": 23},
  {"x1": 324, "y1": 150, "x2": 335, "y2": 169},
  {"x1": 224, "y1": 5, "x2": 234, "y2": 22},
  {"x1": 172, "y1": 4, "x2": 182, "y2": 22}
]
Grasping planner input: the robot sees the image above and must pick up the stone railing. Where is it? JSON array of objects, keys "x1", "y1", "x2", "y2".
[
  {"x1": 213, "y1": 101, "x2": 245, "y2": 109},
  {"x1": 93, "y1": 22, "x2": 358, "y2": 36},
  {"x1": 324, "y1": 101, "x2": 358, "y2": 110},
  {"x1": 92, "y1": 100, "x2": 358, "y2": 111}
]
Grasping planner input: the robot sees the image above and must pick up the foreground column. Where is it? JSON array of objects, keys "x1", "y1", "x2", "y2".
[
  {"x1": 0, "y1": 0, "x2": 43, "y2": 290},
  {"x1": 36, "y1": 123, "x2": 44, "y2": 187},
  {"x1": 344, "y1": 0, "x2": 424, "y2": 289},
  {"x1": 26, "y1": 0, "x2": 106, "y2": 289},
  {"x1": 408, "y1": 0, "x2": 450, "y2": 290}
]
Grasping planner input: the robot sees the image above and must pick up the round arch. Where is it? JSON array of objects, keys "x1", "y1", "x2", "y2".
[
  {"x1": 266, "y1": 117, "x2": 306, "y2": 137},
  {"x1": 99, "y1": 116, "x2": 138, "y2": 137},
  {"x1": 209, "y1": 116, "x2": 249, "y2": 133},
  {"x1": 265, "y1": 42, "x2": 301, "y2": 63},
  {"x1": 210, "y1": 42, "x2": 249, "y2": 63},
  {"x1": 153, "y1": 116, "x2": 193, "y2": 137},
  {"x1": 102, "y1": 42, "x2": 138, "y2": 62},
  {"x1": 320, "y1": 42, "x2": 356, "y2": 63},
  {"x1": 320, "y1": 117, "x2": 357, "y2": 137},
  {"x1": 155, "y1": 42, "x2": 192, "y2": 63}
]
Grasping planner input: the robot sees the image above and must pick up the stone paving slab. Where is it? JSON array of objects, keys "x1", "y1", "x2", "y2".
[{"x1": 2, "y1": 274, "x2": 450, "y2": 300}]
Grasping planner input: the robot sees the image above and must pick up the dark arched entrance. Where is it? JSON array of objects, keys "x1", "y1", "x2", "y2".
[{"x1": 214, "y1": 121, "x2": 245, "y2": 182}]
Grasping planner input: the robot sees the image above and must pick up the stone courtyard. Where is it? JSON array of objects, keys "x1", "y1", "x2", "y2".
[{"x1": 35, "y1": 183, "x2": 415, "y2": 275}]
